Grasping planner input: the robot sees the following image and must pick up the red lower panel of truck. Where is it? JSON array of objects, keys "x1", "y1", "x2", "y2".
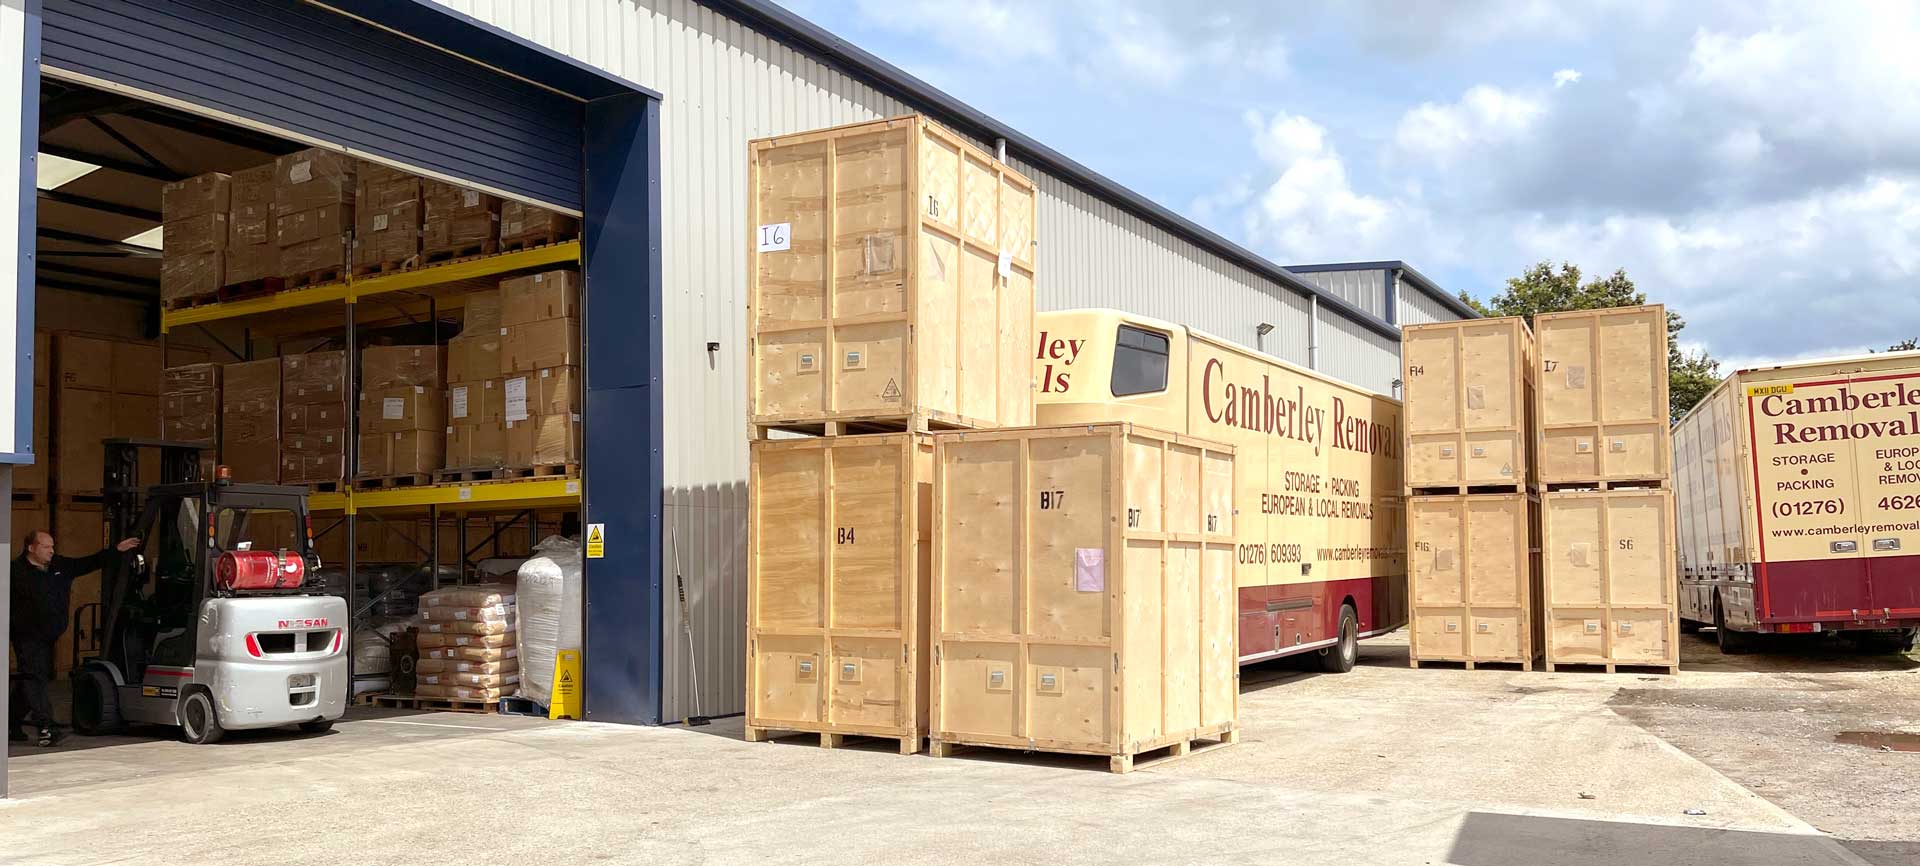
[
  {"x1": 1237, "y1": 575, "x2": 1407, "y2": 663},
  {"x1": 1758, "y1": 554, "x2": 1920, "y2": 629}
]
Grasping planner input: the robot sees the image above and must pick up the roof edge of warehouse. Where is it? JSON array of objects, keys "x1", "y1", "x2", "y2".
[
  {"x1": 706, "y1": 0, "x2": 1409, "y2": 342},
  {"x1": 1286, "y1": 261, "x2": 1480, "y2": 320}
]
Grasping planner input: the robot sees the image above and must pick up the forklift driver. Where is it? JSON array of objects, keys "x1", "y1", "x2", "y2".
[{"x1": 9, "y1": 529, "x2": 141, "y2": 746}]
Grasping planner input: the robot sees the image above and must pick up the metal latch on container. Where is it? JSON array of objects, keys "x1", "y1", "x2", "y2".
[
  {"x1": 1575, "y1": 438, "x2": 1593, "y2": 454},
  {"x1": 1832, "y1": 540, "x2": 1859, "y2": 554},
  {"x1": 1440, "y1": 445, "x2": 1455, "y2": 458},
  {"x1": 797, "y1": 659, "x2": 815, "y2": 677},
  {"x1": 1038, "y1": 673, "x2": 1058, "y2": 692},
  {"x1": 987, "y1": 669, "x2": 1007, "y2": 690},
  {"x1": 1875, "y1": 538, "x2": 1901, "y2": 551},
  {"x1": 840, "y1": 662, "x2": 860, "y2": 682}
]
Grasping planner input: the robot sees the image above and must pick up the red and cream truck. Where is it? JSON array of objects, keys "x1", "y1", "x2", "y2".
[
  {"x1": 1673, "y1": 350, "x2": 1920, "y2": 652},
  {"x1": 1033, "y1": 309, "x2": 1404, "y2": 670}
]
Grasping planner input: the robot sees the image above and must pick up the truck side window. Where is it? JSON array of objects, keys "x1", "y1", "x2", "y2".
[{"x1": 1112, "y1": 325, "x2": 1170, "y2": 396}]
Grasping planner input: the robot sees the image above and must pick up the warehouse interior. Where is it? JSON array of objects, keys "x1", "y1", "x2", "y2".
[{"x1": 16, "y1": 73, "x2": 593, "y2": 731}]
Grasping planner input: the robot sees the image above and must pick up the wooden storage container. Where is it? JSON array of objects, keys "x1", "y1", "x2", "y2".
[
  {"x1": 747, "y1": 115, "x2": 1037, "y2": 435},
  {"x1": 1407, "y1": 493, "x2": 1542, "y2": 668},
  {"x1": 52, "y1": 501, "x2": 103, "y2": 673},
  {"x1": 1402, "y1": 317, "x2": 1536, "y2": 492},
  {"x1": 745, "y1": 433, "x2": 933, "y2": 754},
  {"x1": 1541, "y1": 489, "x2": 1679, "y2": 672},
  {"x1": 930, "y1": 423, "x2": 1238, "y2": 773},
  {"x1": 1534, "y1": 305, "x2": 1671, "y2": 484}
]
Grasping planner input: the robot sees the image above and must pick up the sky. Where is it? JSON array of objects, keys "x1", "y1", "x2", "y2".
[{"x1": 775, "y1": 0, "x2": 1920, "y2": 370}]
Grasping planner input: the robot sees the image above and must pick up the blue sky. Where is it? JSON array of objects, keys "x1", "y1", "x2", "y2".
[{"x1": 777, "y1": 1, "x2": 1920, "y2": 369}]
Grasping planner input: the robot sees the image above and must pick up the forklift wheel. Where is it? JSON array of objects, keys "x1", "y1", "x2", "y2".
[
  {"x1": 298, "y1": 720, "x2": 334, "y2": 735},
  {"x1": 71, "y1": 669, "x2": 126, "y2": 736},
  {"x1": 179, "y1": 690, "x2": 226, "y2": 745}
]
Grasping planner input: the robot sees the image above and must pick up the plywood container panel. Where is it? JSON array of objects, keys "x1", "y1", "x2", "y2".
[
  {"x1": 931, "y1": 423, "x2": 1236, "y2": 769},
  {"x1": 1534, "y1": 306, "x2": 1671, "y2": 484},
  {"x1": 1541, "y1": 489, "x2": 1679, "y2": 670},
  {"x1": 1401, "y1": 317, "x2": 1536, "y2": 491},
  {"x1": 748, "y1": 116, "x2": 1035, "y2": 432},
  {"x1": 746, "y1": 433, "x2": 932, "y2": 750},
  {"x1": 1407, "y1": 493, "x2": 1541, "y2": 667}
]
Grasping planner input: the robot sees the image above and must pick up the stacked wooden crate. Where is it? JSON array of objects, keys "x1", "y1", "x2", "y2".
[
  {"x1": 1401, "y1": 317, "x2": 1543, "y2": 669},
  {"x1": 744, "y1": 116, "x2": 1040, "y2": 757},
  {"x1": 1534, "y1": 305, "x2": 1678, "y2": 674}
]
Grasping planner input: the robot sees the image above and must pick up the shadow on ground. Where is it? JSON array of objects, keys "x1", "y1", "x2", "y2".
[{"x1": 1450, "y1": 811, "x2": 1865, "y2": 866}]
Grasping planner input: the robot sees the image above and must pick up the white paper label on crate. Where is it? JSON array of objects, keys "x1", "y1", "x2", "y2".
[
  {"x1": 997, "y1": 249, "x2": 1012, "y2": 278},
  {"x1": 289, "y1": 161, "x2": 312, "y2": 183},
  {"x1": 504, "y1": 377, "x2": 530, "y2": 421},
  {"x1": 463, "y1": 189, "x2": 480, "y2": 207},
  {"x1": 372, "y1": 213, "x2": 389, "y2": 232},
  {"x1": 382, "y1": 397, "x2": 405, "y2": 420},
  {"x1": 1465, "y1": 385, "x2": 1486, "y2": 410},
  {"x1": 1566, "y1": 365, "x2": 1588, "y2": 389},
  {"x1": 1074, "y1": 548, "x2": 1105, "y2": 592},
  {"x1": 451, "y1": 386, "x2": 470, "y2": 420},
  {"x1": 756, "y1": 222, "x2": 792, "y2": 252}
]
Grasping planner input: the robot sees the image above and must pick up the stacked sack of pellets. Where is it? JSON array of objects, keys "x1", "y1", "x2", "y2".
[{"x1": 414, "y1": 583, "x2": 520, "y2": 702}]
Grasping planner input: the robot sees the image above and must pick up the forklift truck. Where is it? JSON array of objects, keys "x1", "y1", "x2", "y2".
[{"x1": 69, "y1": 439, "x2": 348, "y2": 744}]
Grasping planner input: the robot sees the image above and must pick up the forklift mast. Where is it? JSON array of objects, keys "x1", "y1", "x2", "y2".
[{"x1": 94, "y1": 439, "x2": 205, "y2": 675}]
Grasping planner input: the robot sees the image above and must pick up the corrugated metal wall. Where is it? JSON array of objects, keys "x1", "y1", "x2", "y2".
[
  {"x1": 434, "y1": 0, "x2": 1411, "y2": 719},
  {"x1": 1318, "y1": 311, "x2": 1404, "y2": 396},
  {"x1": 1295, "y1": 268, "x2": 1387, "y2": 320},
  {"x1": 1398, "y1": 276, "x2": 1459, "y2": 325}
]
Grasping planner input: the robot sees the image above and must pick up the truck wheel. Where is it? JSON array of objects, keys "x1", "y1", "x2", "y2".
[
  {"x1": 179, "y1": 690, "x2": 226, "y2": 745},
  {"x1": 1317, "y1": 604, "x2": 1359, "y2": 673},
  {"x1": 1844, "y1": 629, "x2": 1918, "y2": 655},
  {"x1": 70, "y1": 669, "x2": 125, "y2": 736},
  {"x1": 1714, "y1": 596, "x2": 1751, "y2": 655}
]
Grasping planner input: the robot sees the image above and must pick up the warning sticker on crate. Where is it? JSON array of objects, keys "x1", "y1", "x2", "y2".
[
  {"x1": 586, "y1": 524, "x2": 605, "y2": 559},
  {"x1": 504, "y1": 377, "x2": 529, "y2": 422},
  {"x1": 1074, "y1": 548, "x2": 1105, "y2": 592},
  {"x1": 757, "y1": 222, "x2": 791, "y2": 252},
  {"x1": 881, "y1": 378, "x2": 901, "y2": 402}
]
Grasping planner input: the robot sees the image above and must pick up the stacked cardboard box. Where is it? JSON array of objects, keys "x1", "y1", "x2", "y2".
[
  {"x1": 162, "y1": 363, "x2": 222, "y2": 480},
  {"x1": 352, "y1": 161, "x2": 422, "y2": 274},
  {"x1": 415, "y1": 584, "x2": 520, "y2": 702},
  {"x1": 499, "y1": 200, "x2": 579, "y2": 249},
  {"x1": 53, "y1": 333, "x2": 162, "y2": 494},
  {"x1": 280, "y1": 351, "x2": 348, "y2": 484},
  {"x1": 274, "y1": 148, "x2": 355, "y2": 281},
  {"x1": 357, "y1": 345, "x2": 446, "y2": 477},
  {"x1": 222, "y1": 358, "x2": 281, "y2": 483},
  {"x1": 422, "y1": 180, "x2": 499, "y2": 260},
  {"x1": 159, "y1": 173, "x2": 230, "y2": 305},
  {"x1": 500, "y1": 270, "x2": 581, "y2": 467},
  {"x1": 445, "y1": 290, "x2": 505, "y2": 469},
  {"x1": 226, "y1": 163, "x2": 277, "y2": 286}
]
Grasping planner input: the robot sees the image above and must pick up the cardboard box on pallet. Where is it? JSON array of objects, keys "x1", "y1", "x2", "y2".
[
  {"x1": 280, "y1": 351, "x2": 347, "y2": 484},
  {"x1": 165, "y1": 213, "x2": 229, "y2": 254},
  {"x1": 274, "y1": 148, "x2": 355, "y2": 216},
  {"x1": 280, "y1": 432, "x2": 345, "y2": 484},
  {"x1": 361, "y1": 345, "x2": 443, "y2": 390},
  {"x1": 227, "y1": 163, "x2": 277, "y2": 285},
  {"x1": 386, "y1": 430, "x2": 445, "y2": 475},
  {"x1": 422, "y1": 181, "x2": 499, "y2": 258},
  {"x1": 276, "y1": 205, "x2": 352, "y2": 247},
  {"x1": 279, "y1": 236, "x2": 347, "y2": 281},
  {"x1": 161, "y1": 363, "x2": 222, "y2": 446},
  {"x1": 500, "y1": 271, "x2": 578, "y2": 326},
  {"x1": 282, "y1": 351, "x2": 347, "y2": 406},
  {"x1": 502, "y1": 318, "x2": 580, "y2": 372},
  {"x1": 447, "y1": 421, "x2": 507, "y2": 469},
  {"x1": 462, "y1": 289, "x2": 503, "y2": 335},
  {"x1": 360, "y1": 386, "x2": 446, "y2": 434},
  {"x1": 505, "y1": 411, "x2": 578, "y2": 467},
  {"x1": 446, "y1": 333, "x2": 502, "y2": 384},
  {"x1": 502, "y1": 367, "x2": 578, "y2": 420},
  {"x1": 283, "y1": 402, "x2": 347, "y2": 434},
  {"x1": 357, "y1": 432, "x2": 388, "y2": 477},
  {"x1": 161, "y1": 173, "x2": 231, "y2": 221},
  {"x1": 499, "y1": 200, "x2": 579, "y2": 248},
  {"x1": 353, "y1": 163, "x2": 422, "y2": 272},
  {"x1": 221, "y1": 358, "x2": 281, "y2": 482},
  {"x1": 161, "y1": 251, "x2": 225, "y2": 306},
  {"x1": 448, "y1": 379, "x2": 503, "y2": 426}
]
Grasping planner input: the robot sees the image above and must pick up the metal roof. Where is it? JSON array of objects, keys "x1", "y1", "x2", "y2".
[
  {"x1": 707, "y1": 0, "x2": 1419, "y2": 342},
  {"x1": 1285, "y1": 260, "x2": 1481, "y2": 319}
]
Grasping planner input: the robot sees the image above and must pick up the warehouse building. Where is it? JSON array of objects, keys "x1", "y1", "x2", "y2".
[{"x1": 0, "y1": 0, "x2": 1469, "y2": 787}]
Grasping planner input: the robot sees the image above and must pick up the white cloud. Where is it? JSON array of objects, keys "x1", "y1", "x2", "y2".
[
  {"x1": 1239, "y1": 111, "x2": 1410, "y2": 259},
  {"x1": 850, "y1": 0, "x2": 1057, "y2": 61},
  {"x1": 1553, "y1": 68, "x2": 1582, "y2": 88},
  {"x1": 1392, "y1": 85, "x2": 1545, "y2": 169}
]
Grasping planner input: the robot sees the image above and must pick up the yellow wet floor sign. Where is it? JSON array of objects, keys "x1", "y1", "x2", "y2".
[{"x1": 550, "y1": 650, "x2": 582, "y2": 720}]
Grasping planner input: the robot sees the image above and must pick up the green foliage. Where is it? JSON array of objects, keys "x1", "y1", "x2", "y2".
[
  {"x1": 1888, "y1": 338, "x2": 1918, "y2": 352},
  {"x1": 1458, "y1": 261, "x2": 1720, "y2": 420}
]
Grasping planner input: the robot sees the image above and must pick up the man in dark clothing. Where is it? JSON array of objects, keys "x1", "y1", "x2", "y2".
[{"x1": 10, "y1": 529, "x2": 140, "y2": 746}]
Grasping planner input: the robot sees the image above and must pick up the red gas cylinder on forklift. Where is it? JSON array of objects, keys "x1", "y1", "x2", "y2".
[{"x1": 216, "y1": 550, "x2": 306, "y2": 591}]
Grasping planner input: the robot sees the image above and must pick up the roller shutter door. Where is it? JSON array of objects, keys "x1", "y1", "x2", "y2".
[{"x1": 40, "y1": 0, "x2": 583, "y2": 211}]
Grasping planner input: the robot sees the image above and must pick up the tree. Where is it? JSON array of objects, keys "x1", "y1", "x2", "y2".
[
  {"x1": 1460, "y1": 261, "x2": 1719, "y2": 420},
  {"x1": 1889, "y1": 338, "x2": 1918, "y2": 352}
]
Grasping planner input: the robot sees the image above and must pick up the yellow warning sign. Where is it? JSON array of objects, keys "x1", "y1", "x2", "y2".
[
  {"x1": 549, "y1": 650, "x2": 582, "y2": 720},
  {"x1": 585, "y1": 523, "x2": 605, "y2": 559}
]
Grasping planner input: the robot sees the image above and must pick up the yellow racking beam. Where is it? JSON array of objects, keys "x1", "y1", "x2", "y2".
[
  {"x1": 159, "y1": 240, "x2": 581, "y2": 332},
  {"x1": 306, "y1": 478, "x2": 581, "y2": 514}
]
